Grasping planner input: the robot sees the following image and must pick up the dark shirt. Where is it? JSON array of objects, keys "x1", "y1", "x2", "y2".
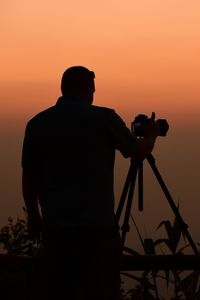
[{"x1": 22, "y1": 96, "x2": 138, "y2": 229}]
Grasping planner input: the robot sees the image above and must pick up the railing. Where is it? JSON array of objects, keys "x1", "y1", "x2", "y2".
[
  {"x1": 1, "y1": 254, "x2": 200, "y2": 271},
  {"x1": 120, "y1": 254, "x2": 200, "y2": 271}
]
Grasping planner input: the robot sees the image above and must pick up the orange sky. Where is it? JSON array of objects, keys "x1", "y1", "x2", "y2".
[
  {"x1": 1, "y1": 0, "x2": 200, "y2": 122},
  {"x1": 0, "y1": 1, "x2": 200, "y2": 250}
]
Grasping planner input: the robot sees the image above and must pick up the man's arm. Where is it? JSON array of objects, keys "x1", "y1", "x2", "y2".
[{"x1": 22, "y1": 167, "x2": 42, "y2": 241}]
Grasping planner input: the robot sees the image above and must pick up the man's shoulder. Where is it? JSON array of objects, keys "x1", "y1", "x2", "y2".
[
  {"x1": 91, "y1": 105, "x2": 125, "y2": 124},
  {"x1": 27, "y1": 105, "x2": 56, "y2": 126},
  {"x1": 90, "y1": 105, "x2": 116, "y2": 117},
  {"x1": 89, "y1": 105, "x2": 123, "y2": 126},
  {"x1": 91, "y1": 104, "x2": 113, "y2": 112}
]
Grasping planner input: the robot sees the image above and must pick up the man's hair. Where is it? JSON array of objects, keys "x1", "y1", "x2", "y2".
[{"x1": 61, "y1": 66, "x2": 95, "y2": 96}]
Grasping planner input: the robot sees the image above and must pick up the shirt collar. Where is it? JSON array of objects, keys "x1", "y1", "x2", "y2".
[{"x1": 56, "y1": 95, "x2": 88, "y2": 105}]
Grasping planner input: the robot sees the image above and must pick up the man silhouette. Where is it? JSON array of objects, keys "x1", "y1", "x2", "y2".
[{"x1": 22, "y1": 66, "x2": 159, "y2": 300}]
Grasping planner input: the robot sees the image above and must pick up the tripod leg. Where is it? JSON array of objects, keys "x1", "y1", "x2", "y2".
[
  {"x1": 147, "y1": 154, "x2": 199, "y2": 255},
  {"x1": 121, "y1": 162, "x2": 138, "y2": 247},
  {"x1": 138, "y1": 161, "x2": 143, "y2": 211},
  {"x1": 115, "y1": 162, "x2": 135, "y2": 223}
]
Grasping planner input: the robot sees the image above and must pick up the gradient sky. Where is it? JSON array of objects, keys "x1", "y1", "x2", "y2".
[{"x1": 0, "y1": 0, "x2": 200, "y2": 251}]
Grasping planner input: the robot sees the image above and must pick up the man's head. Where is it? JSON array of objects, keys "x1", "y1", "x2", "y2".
[{"x1": 61, "y1": 66, "x2": 95, "y2": 104}]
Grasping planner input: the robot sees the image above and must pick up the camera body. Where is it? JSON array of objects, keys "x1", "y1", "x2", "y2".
[{"x1": 132, "y1": 114, "x2": 169, "y2": 137}]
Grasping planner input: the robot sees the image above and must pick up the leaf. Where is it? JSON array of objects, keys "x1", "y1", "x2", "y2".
[
  {"x1": 121, "y1": 272, "x2": 156, "y2": 290},
  {"x1": 176, "y1": 243, "x2": 191, "y2": 255},
  {"x1": 171, "y1": 215, "x2": 182, "y2": 250},
  {"x1": 154, "y1": 238, "x2": 168, "y2": 248},
  {"x1": 163, "y1": 270, "x2": 170, "y2": 288},
  {"x1": 121, "y1": 271, "x2": 145, "y2": 283},
  {"x1": 180, "y1": 271, "x2": 200, "y2": 299},
  {"x1": 130, "y1": 215, "x2": 145, "y2": 249},
  {"x1": 159, "y1": 221, "x2": 174, "y2": 239},
  {"x1": 123, "y1": 246, "x2": 140, "y2": 256},
  {"x1": 143, "y1": 239, "x2": 155, "y2": 255},
  {"x1": 156, "y1": 219, "x2": 183, "y2": 254}
]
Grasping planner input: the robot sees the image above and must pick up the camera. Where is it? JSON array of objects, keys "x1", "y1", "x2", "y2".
[{"x1": 131, "y1": 114, "x2": 169, "y2": 137}]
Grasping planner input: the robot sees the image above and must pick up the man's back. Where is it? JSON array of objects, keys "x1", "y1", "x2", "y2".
[{"x1": 22, "y1": 96, "x2": 137, "y2": 229}]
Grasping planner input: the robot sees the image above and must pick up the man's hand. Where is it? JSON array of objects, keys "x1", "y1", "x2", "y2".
[
  {"x1": 134, "y1": 112, "x2": 160, "y2": 161},
  {"x1": 27, "y1": 212, "x2": 42, "y2": 242},
  {"x1": 22, "y1": 167, "x2": 42, "y2": 242},
  {"x1": 142, "y1": 112, "x2": 160, "y2": 138}
]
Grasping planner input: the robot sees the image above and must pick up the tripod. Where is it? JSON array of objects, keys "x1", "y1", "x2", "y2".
[{"x1": 115, "y1": 154, "x2": 199, "y2": 255}]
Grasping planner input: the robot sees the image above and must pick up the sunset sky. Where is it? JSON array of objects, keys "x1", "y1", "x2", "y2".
[{"x1": 0, "y1": 1, "x2": 200, "y2": 251}]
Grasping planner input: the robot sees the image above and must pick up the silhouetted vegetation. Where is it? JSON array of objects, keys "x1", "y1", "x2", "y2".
[
  {"x1": 0, "y1": 209, "x2": 40, "y2": 256},
  {"x1": 120, "y1": 213, "x2": 200, "y2": 299},
  {"x1": 0, "y1": 208, "x2": 200, "y2": 299}
]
